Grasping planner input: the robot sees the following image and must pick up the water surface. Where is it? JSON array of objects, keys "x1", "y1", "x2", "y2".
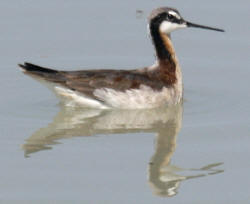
[{"x1": 1, "y1": 0, "x2": 250, "y2": 203}]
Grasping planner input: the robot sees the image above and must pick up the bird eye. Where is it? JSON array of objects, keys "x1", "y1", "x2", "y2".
[{"x1": 167, "y1": 14, "x2": 174, "y2": 20}]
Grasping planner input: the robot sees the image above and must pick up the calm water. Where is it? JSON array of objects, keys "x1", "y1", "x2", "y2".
[{"x1": 1, "y1": 0, "x2": 250, "y2": 203}]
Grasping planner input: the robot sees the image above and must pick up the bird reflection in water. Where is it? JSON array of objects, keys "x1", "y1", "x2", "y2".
[{"x1": 22, "y1": 103, "x2": 223, "y2": 197}]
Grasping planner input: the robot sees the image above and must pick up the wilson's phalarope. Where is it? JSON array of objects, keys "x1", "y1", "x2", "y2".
[{"x1": 19, "y1": 7, "x2": 224, "y2": 109}]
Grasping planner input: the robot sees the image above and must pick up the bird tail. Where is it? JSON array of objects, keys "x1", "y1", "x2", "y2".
[{"x1": 18, "y1": 62, "x2": 65, "y2": 83}]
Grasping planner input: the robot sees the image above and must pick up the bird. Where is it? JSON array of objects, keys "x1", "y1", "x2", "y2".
[{"x1": 19, "y1": 7, "x2": 224, "y2": 109}]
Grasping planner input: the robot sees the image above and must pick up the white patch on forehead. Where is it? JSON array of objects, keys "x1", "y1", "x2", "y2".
[
  {"x1": 168, "y1": 10, "x2": 181, "y2": 19},
  {"x1": 160, "y1": 20, "x2": 186, "y2": 34}
]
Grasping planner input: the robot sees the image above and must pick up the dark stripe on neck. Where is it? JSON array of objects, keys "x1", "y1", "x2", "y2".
[
  {"x1": 149, "y1": 18, "x2": 177, "y2": 84},
  {"x1": 150, "y1": 24, "x2": 172, "y2": 60}
]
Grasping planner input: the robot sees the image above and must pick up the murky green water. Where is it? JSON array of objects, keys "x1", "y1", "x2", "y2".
[{"x1": 1, "y1": 0, "x2": 250, "y2": 203}]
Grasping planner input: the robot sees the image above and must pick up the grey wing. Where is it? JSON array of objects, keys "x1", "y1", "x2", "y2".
[
  {"x1": 19, "y1": 62, "x2": 165, "y2": 100},
  {"x1": 63, "y1": 70, "x2": 150, "y2": 99}
]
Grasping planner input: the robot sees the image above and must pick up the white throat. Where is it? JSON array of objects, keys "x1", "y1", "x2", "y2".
[{"x1": 160, "y1": 21, "x2": 186, "y2": 34}]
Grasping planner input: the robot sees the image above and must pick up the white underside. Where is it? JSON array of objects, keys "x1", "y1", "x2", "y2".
[
  {"x1": 54, "y1": 83, "x2": 182, "y2": 109},
  {"x1": 54, "y1": 86, "x2": 109, "y2": 109}
]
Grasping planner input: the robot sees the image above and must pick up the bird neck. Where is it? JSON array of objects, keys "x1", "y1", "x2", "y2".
[
  {"x1": 150, "y1": 25, "x2": 180, "y2": 84},
  {"x1": 150, "y1": 26, "x2": 177, "y2": 67}
]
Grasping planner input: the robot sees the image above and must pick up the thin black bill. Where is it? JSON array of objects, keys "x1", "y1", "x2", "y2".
[{"x1": 186, "y1": 21, "x2": 225, "y2": 32}]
